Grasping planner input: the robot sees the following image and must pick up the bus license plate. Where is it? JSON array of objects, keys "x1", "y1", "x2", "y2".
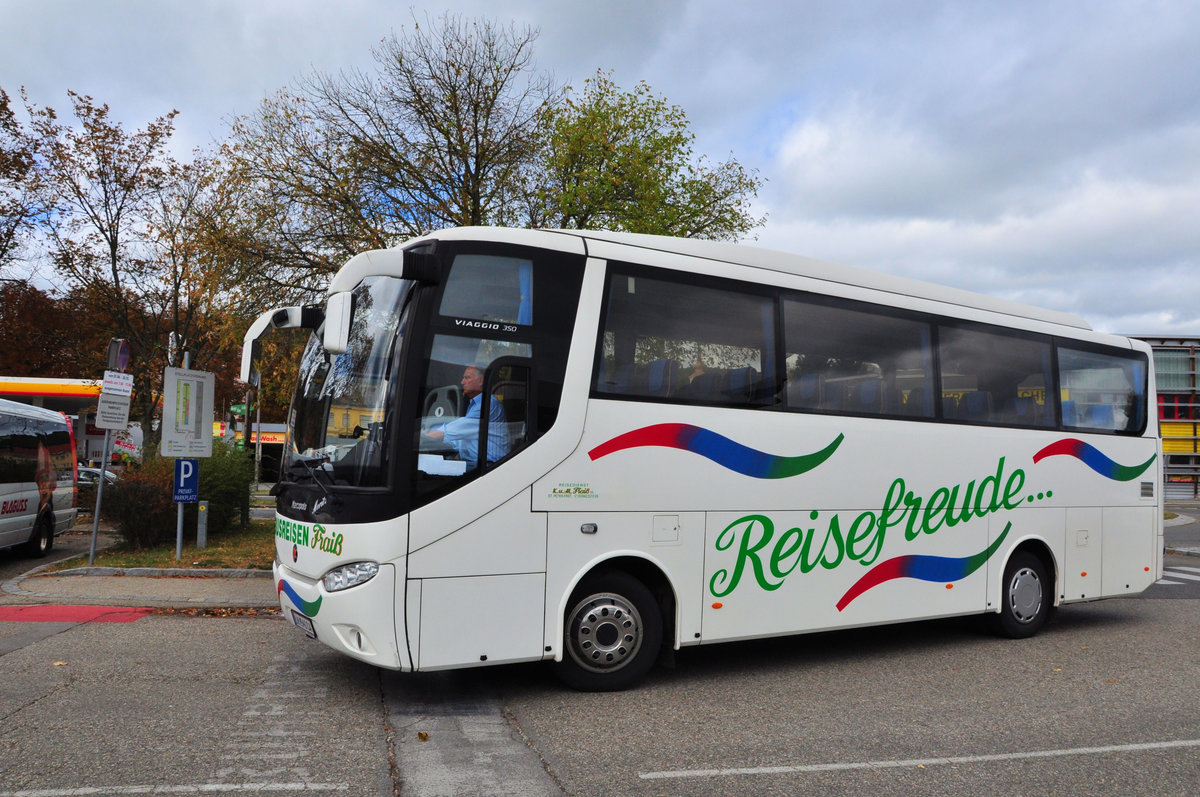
[{"x1": 290, "y1": 610, "x2": 317, "y2": 639}]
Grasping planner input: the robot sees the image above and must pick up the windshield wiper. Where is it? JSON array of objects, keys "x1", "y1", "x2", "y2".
[{"x1": 283, "y1": 454, "x2": 340, "y2": 505}]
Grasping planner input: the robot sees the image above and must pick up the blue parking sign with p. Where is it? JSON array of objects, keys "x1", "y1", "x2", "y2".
[{"x1": 173, "y1": 458, "x2": 199, "y2": 503}]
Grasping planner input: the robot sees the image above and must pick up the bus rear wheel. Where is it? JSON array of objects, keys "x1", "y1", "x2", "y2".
[
  {"x1": 991, "y1": 551, "x2": 1049, "y2": 638},
  {"x1": 555, "y1": 571, "x2": 662, "y2": 692}
]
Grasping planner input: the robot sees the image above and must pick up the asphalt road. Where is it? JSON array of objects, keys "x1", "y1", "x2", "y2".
[
  {"x1": 0, "y1": 517, "x2": 1198, "y2": 795},
  {"x1": 4, "y1": 587, "x2": 1196, "y2": 796},
  {"x1": 0, "y1": 528, "x2": 112, "y2": 589},
  {"x1": 0, "y1": 613, "x2": 391, "y2": 795}
]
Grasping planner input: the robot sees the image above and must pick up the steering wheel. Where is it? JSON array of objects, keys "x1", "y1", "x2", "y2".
[{"x1": 423, "y1": 384, "x2": 462, "y2": 421}]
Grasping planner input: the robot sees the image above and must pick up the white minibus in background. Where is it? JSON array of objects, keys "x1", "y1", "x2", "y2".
[
  {"x1": 0, "y1": 398, "x2": 79, "y2": 557},
  {"x1": 244, "y1": 228, "x2": 1161, "y2": 690}
]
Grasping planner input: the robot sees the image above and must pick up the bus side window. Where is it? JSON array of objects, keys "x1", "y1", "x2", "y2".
[
  {"x1": 937, "y1": 324, "x2": 1053, "y2": 428},
  {"x1": 783, "y1": 296, "x2": 934, "y2": 419},
  {"x1": 1058, "y1": 346, "x2": 1147, "y2": 434},
  {"x1": 595, "y1": 268, "x2": 776, "y2": 407},
  {"x1": 415, "y1": 337, "x2": 533, "y2": 498}
]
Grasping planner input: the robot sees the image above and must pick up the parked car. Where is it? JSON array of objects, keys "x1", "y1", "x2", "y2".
[{"x1": 77, "y1": 467, "x2": 119, "y2": 486}]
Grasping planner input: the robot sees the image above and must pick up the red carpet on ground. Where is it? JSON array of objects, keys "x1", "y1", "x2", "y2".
[{"x1": 0, "y1": 605, "x2": 152, "y2": 623}]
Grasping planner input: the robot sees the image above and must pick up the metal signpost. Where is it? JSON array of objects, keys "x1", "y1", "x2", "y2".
[
  {"x1": 162, "y1": 353, "x2": 215, "y2": 559},
  {"x1": 173, "y1": 458, "x2": 200, "y2": 561},
  {"x1": 89, "y1": 342, "x2": 134, "y2": 565}
]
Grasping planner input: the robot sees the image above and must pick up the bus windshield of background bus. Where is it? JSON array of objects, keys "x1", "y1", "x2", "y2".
[{"x1": 287, "y1": 277, "x2": 410, "y2": 488}]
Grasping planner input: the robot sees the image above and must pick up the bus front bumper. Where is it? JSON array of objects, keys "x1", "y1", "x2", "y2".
[{"x1": 274, "y1": 560, "x2": 407, "y2": 670}]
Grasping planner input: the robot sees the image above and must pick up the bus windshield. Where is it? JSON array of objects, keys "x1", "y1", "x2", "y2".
[{"x1": 287, "y1": 276, "x2": 411, "y2": 488}]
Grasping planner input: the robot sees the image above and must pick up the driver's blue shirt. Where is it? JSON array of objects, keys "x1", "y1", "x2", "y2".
[{"x1": 434, "y1": 393, "x2": 509, "y2": 467}]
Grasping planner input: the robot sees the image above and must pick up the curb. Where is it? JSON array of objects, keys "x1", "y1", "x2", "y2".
[
  {"x1": 2, "y1": 560, "x2": 275, "y2": 608},
  {"x1": 1165, "y1": 513, "x2": 1200, "y2": 556},
  {"x1": 48, "y1": 567, "x2": 271, "y2": 578}
]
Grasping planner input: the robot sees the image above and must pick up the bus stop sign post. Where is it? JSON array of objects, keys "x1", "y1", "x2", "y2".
[
  {"x1": 88, "y1": 363, "x2": 134, "y2": 567},
  {"x1": 173, "y1": 458, "x2": 199, "y2": 560},
  {"x1": 86, "y1": 431, "x2": 114, "y2": 567}
]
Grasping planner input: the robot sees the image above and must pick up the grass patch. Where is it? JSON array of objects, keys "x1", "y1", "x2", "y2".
[
  {"x1": 1165, "y1": 512, "x2": 1178, "y2": 521},
  {"x1": 50, "y1": 519, "x2": 275, "y2": 572}
]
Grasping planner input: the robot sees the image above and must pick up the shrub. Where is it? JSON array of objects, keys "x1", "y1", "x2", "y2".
[
  {"x1": 104, "y1": 441, "x2": 255, "y2": 550},
  {"x1": 196, "y1": 440, "x2": 255, "y2": 534},
  {"x1": 76, "y1": 482, "x2": 97, "y2": 516},
  {"x1": 105, "y1": 457, "x2": 177, "y2": 549}
]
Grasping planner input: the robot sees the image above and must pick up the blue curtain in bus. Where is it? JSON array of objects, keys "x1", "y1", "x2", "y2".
[
  {"x1": 518, "y1": 264, "x2": 533, "y2": 325},
  {"x1": 761, "y1": 302, "x2": 775, "y2": 397},
  {"x1": 1132, "y1": 359, "x2": 1146, "y2": 428}
]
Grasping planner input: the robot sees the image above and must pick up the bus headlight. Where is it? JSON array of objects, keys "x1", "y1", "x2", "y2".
[{"x1": 323, "y1": 561, "x2": 379, "y2": 592}]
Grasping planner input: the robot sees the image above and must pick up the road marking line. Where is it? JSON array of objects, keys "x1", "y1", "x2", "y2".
[
  {"x1": 1161, "y1": 570, "x2": 1200, "y2": 582},
  {"x1": 638, "y1": 738, "x2": 1200, "y2": 780},
  {"x1": 1156, "y1": 579, "x2": 1183, "y2": 585},
  {"x1": 1171, "y1": 566, "x2": 1200, "y2": 574}
]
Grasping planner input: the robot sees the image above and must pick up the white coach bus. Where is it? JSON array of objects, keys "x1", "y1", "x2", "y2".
[
  {"x1": 0, "y1": 398, "x2": 78, "y2": 557},
  {"x1": 243, "y1": 228, "x2": 1161, "y2": 690}
]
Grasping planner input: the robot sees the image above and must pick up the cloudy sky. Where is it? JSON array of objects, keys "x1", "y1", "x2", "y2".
[{"x1": 4, "y1": 0, "x2": 1199, "y2": 335}]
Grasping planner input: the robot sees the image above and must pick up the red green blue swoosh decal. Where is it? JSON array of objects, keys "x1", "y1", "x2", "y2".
[
  {"x1": 588, "y1": 423, "x2": 844, "y2": 479},
  {"x1": 836, "y1": 522, "x2": 1011, "y2": 611},
  {"x1": 1033, "y1": 439, "x2": 1156, "y2": 481},
  {"x1": 278, "y1": 579, "x2": 322, "y2": 617}
]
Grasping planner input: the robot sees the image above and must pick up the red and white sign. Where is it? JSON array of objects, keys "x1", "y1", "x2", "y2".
[{"x1": 102, "y1": 370, "x2": 134, "y2": 397}]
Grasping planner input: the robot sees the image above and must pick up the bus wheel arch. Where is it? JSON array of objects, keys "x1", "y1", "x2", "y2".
[
  {"x1": 553, "y1": 558, "x2": 673, "y2": 691},
  {"x1": 991, "y1": 541, "x2": 1055, "y2": 639}
]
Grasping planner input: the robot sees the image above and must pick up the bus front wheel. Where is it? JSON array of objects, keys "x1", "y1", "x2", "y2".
[
  {"x1": 991, "y1": 551, "x2": 1049, "y2": 638},
  {"x1": 555, "y1": 571, "x2": 662, "y2": 692},
  {"x1": 25, "y1": 515, "x2": 54, "y2": 558}
]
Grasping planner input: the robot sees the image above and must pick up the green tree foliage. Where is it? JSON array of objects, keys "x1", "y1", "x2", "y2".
[
  {"x1": 220, "y1": 27, "x2": 764, "y2": 308},
  {"x1": 535, "y1": 71, "x2": 765, "y2": 239}
]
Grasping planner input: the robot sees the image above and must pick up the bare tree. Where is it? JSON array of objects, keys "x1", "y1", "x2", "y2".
[
  {"x1": 221, "y1": 12, "x2": 559, "y2": 303},
  {"x1": 0, "y1": 88, "x2": 37, "y2": 273},
  {"x1": 24, "y1": 91, "x2": 231, "y2": 451}
]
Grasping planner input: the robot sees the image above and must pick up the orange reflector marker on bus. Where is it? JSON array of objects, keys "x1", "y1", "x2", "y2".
[
  {"x1": 1145, "y1": 566, "x2": 1150, "y2": 571},
  {"x1": 712, "y1": 602, "x2": 723, "y2": 610},
  {"x1": 1081, "y1": 571, "x2": 1087, "y2": 577},
  {"x1": 945, "y1": 584, "x2": 953, "y2": 590}
]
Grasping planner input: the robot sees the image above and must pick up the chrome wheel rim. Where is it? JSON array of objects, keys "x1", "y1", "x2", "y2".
[
  {"x1": 1008, "y1": 567, "x2": 1043, "y2": 624},
  {"x1": 565, "y1": 592, "x2": 643, "y2": 673}
]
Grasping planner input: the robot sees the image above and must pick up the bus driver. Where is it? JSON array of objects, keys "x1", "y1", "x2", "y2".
[{"x1": 424, "y1": 365, "x2": 509, "y2": 468}]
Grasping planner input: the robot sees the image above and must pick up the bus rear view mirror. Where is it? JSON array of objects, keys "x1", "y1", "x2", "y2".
[
  {"x1": 241, "y1": 305, "x2": 324, "y2": 386},
  {"x1": 324, "y1": 292, "x2": 353, "y2": 355}
]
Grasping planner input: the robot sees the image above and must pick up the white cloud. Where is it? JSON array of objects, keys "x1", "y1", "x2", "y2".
[{"x1": 3, "y1": 0, "x2": 1199, "y2": 334}]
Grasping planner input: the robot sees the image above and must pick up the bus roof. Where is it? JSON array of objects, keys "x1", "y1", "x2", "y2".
[
  {"x1": 0, "y1": 396, "x2": 71, "y2": 422},
  {"x1": 555, "y1": 229, "x2": 1092, "y2": 331},
  {"x1": 395, "y1": 227, "x2": 1093, "y2": 332}
]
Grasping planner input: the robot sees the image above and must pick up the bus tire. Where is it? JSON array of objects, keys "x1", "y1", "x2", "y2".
[
  {"x1": 555, "y1": 571, "x2": 662, "y2": 692},
  {"x1": 991, "y1": 551, "x2": 1049, "y2": 638},
  {"x1": 25, "y1": 515, "x2": 54, "y2": 558}
]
